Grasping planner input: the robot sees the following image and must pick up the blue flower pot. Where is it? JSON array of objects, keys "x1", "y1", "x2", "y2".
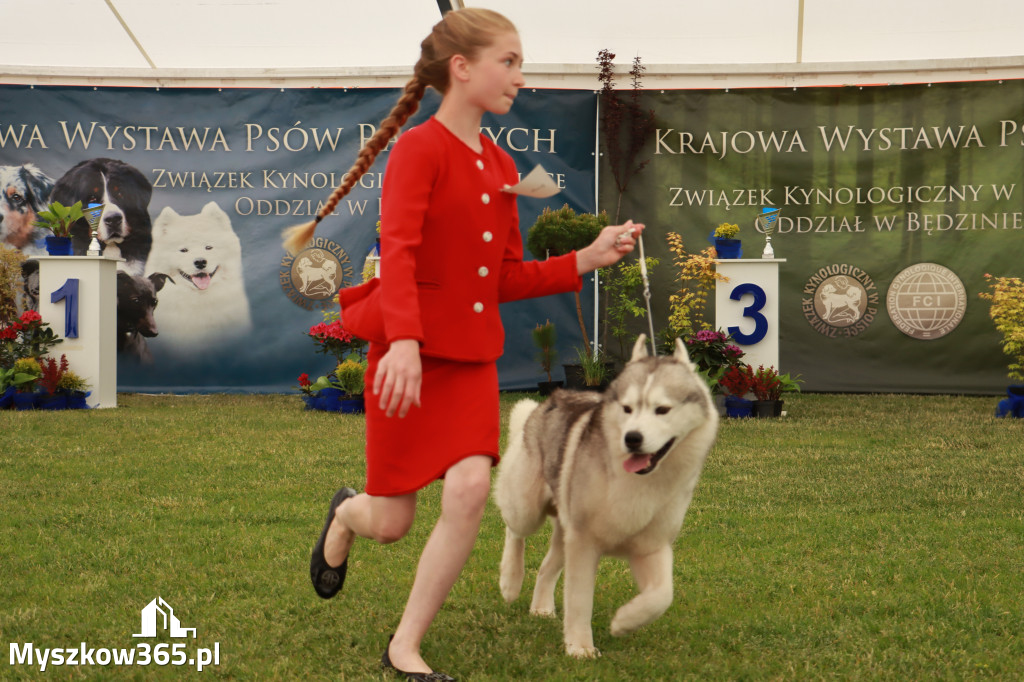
[
  {"x1": 66, "y1": 391, "x2": 90, "y2": 409},
  {"x1": 339, "y1": 397, "x2": 364, "y2": 414},
  {"x1": 995, "y1": 385, "x2": 1024, "y2": 418},
  {"x1": 725, "y1": 396, "x2": 753, "y2": 418},
  {"x1": 13, "y1": 391, "x2": 38, "y2": 410},
  {"x1": 38, "y1": 392, "x2": 68, "y2": 410},
  {"x1": 313, "y1": 387, "x2": 344, "y2": 412},
  {"x1": 0, "y1": 386, "x2": 14, "y2": 409},
  {"x1": 44, "y1": 236, "x2": 73, "y2": 256},
  {"x1": 714, "y1": 238, "x2": 742, "y2": 259}
]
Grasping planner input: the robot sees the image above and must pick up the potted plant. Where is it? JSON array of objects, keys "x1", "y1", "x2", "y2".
[
  {"x1": 979, "y1": 273, "x2": 1024, "y2": 417},
  {"x1": 37, "y1": 354, "x2": 70, "y2": 410},
  {"x1": 1, "y1": 309, "x2": 63, "y2": 368},
  {"x1": 33, "y1": 201, "x2": 87, "y2": 256},
  {"x1": 749, "y1": 364, "x2": 803, "y2": 417},
  {"x1": 10, "y1": 357, "x2": 42, "y2": 410},
  {"x1": 719, "y1": 364, "x2": 754, "y2": 418},
  {"x1": 1, "y1": 364, "x2": 39, "y2": 408},
  {"x1": 577, "y1": 345, "x2": 612, "y2": 391},
  {"x1": 526, "y1": 204, "x2": 608, "y2": 357},
  {"x1": 334, "y1": 356, "x2": 367, "y2": 413},
  {"x1": 57, "y1": 368, "x2": 90, "y2": 409},
  {"x1": 711, "y1": 222, "x2": 741, "y2": 259},
  {"x1": 307, "y1": 317, "x2": 367, "y2": 364},
  {"x1": 659, "y1": 232, "x2": 729, "y2": 352},
  {"x1": 532, "y1": 320, "x2": 562, "y2": 395},
  {"x1": 750, "y1": 365, "x2": 783, "y2": 417}
]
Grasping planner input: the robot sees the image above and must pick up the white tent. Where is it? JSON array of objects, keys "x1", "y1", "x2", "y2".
[{"x1": 4, "y1": 1, "x2": 1024, "y2": 87}]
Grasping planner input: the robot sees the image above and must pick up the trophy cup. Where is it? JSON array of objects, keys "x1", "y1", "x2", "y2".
[
  {"x1": 83, "y1": 203, "x2": 104, "y2": 256},
  {"x1": 757, "y1": 207, "x2": 781, "y2": 259}
]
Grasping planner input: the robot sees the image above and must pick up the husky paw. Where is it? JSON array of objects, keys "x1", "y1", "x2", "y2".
[
  {"x1": 529, "y1": 606, "x2": 556, "y2": 618},
  {"x1": 565, "y1": 643, "x2": 601, "y2": 659},
  {"x1": 499, "y1": 576, "x2": 523, "y2": 603}
]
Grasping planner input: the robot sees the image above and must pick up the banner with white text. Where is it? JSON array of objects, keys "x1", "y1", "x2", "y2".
[
  {"x1": 602, "y1": 80, "x2": 1024, "y2": 393},
  {"x1": 0, "y1": 85, "x2": 597, "y2": 392}
]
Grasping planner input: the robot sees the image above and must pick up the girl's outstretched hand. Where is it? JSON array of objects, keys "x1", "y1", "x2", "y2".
[
  {"x1": 374, "y1": 339, "x2": 422, "y2": 418},
  {"x1": 576, "y1": 220, "x2": 646, "y2": 274}
]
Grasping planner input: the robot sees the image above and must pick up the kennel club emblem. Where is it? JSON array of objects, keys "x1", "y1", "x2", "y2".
[
  {"x1": 886, "y1": 262, "x2": 967, "y2": 340},
  {"x1": 280, "y1": 238, "x2": 354, "y2": 310},
  {"x1": 802, "y1": 264, "x2": 880, "y2": 338}
]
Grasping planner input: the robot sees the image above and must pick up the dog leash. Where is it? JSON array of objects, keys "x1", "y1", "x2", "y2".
[
  {"x1": 637, "y1": 234, "x2": 657, "y2": 356},
  {"x1": 618, "y1": 225, "x2": 657, "y2": 356}
]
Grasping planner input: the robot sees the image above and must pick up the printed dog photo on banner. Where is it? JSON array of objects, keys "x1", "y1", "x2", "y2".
[
  {"x1": 50, "y1": 157, "x2": 155, "y2": 276},
  {"x1": 144, "y1": 202, "x2": 253, "y2": 359},
  {"x1": 1, "y1": 163, "x2": 55, "y2": 253}
]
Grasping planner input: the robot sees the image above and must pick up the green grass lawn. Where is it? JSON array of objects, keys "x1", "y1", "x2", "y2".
[{"x1": 1, "y1": 393, "x2": 1022, "y2": 680}]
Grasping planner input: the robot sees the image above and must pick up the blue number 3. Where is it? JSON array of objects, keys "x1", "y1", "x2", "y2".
[{"x1": 727, "y1": 283, "x2": 768, "y2": 345}]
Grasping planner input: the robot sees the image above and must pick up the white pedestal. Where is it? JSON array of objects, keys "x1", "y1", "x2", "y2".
[
  {"x1": 715, "y1": 259, "x2": 786, "y2": 371},
  {"x1": 36, "y1": 256, "x2": 120, "y2": 408}
]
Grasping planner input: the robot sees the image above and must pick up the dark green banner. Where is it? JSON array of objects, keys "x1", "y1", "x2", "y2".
[{"x1": 604, "y1": 80, "x2": 1024, "y2": 393}]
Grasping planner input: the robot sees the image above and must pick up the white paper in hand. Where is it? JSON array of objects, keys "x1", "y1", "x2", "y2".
[{"x1": 501, "y1": 165, "x2": 561, "y2": 199}]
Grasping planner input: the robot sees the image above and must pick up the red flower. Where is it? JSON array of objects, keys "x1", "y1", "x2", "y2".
[
  {"x1": 0, "y1": 326, "x2": 16, "y2": 340},
  {"x1": 298, "y1": 373, "x2": 311, "y2": 387},
  {"x1": 19, "y1": 310, "x2": 41, "y2": 324}
]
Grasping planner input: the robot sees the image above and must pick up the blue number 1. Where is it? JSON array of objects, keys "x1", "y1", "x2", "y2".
[
  {"x1": 51, "y1": 278, "x2": 80, "y2": 338},
  {"x1": 727, "y1": 283, "x2": 768, "y2": 345}
]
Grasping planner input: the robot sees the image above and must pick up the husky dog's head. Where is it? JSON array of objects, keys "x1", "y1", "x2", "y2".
[{"x1": 604, "y1": 335, "x2": 716, "y2": 475}]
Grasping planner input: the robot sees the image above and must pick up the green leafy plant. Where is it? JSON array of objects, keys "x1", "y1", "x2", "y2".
[
  {"x1": 526, "y1": 205, "x2": 608, "y2": 355},
  {"x1": 577, "y1": 345, "x2": 609, "y2": 387},
  {"x1": 602, "y1": 256, "x2": 659, "y2": 364},
  {"x1": 32, "y1": 201, "x2": 86, "y2": 238},
  {"x1": 532, "y1": 320, "x2": 558, "y2": 383},
  {"x1": 979, "y1": 273, "x2": 1024, "y2": 381}
]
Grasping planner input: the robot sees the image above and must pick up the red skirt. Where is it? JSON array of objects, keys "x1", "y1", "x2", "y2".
[{"x1": 363, "y1": 343, "x2": 500, "y2": 497}]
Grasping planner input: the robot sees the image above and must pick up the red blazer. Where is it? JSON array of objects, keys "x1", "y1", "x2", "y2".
[{"x1": 338, "y1": 117, "x2": 582, "y2": 363}]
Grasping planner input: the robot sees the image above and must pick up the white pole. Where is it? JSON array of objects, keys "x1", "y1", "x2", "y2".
[{"x1": 592, "y1": 94, "x2": 601, "y2": 356}]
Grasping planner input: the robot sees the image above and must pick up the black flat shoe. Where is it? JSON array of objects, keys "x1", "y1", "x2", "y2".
[
  {"x1": 309, "y1": 487, "x2": 356, "y2": 599},
  {"x1": 381, "y1": 635, "x2": 457, "y2": 682}
]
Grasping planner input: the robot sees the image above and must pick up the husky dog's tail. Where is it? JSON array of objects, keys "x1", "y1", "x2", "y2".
[
  {"x1": 496, "y1": 398, "x2": 544, "y2": 603},
  {"x1": 508, "y1": 398, "x2": 539, "y2": 440}
]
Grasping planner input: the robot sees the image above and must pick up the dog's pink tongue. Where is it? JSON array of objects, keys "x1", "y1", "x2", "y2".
[
  {"x1": 624, "y1": 454, "x2": 652, "y2": 473},
  {"x1": 191, "y1": 273, "x2": 211, "y2": 290}
]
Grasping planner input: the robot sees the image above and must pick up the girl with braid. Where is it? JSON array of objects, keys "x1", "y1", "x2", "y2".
[{"x1": 298, "y1": 8, "x2": 643, "y2": 680}]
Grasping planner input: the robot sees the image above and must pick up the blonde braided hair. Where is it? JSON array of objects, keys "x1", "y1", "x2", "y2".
[{"x1": 281, "y1": 8, "x2": 517, "y2": 254}]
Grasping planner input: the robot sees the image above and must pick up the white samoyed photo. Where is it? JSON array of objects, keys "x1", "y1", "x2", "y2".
[{"x1": 145, "y1": 201, "x2": 253, "y2": 356}]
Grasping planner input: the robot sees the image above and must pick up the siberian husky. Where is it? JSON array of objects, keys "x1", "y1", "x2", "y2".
[{"x1": 494, "y1": 335, "x2": 718, "y2": 658}]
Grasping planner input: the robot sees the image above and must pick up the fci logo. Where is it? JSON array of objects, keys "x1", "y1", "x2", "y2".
[{"x1": 133, "y1": 597, "x2": 196, "y2": 639}]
